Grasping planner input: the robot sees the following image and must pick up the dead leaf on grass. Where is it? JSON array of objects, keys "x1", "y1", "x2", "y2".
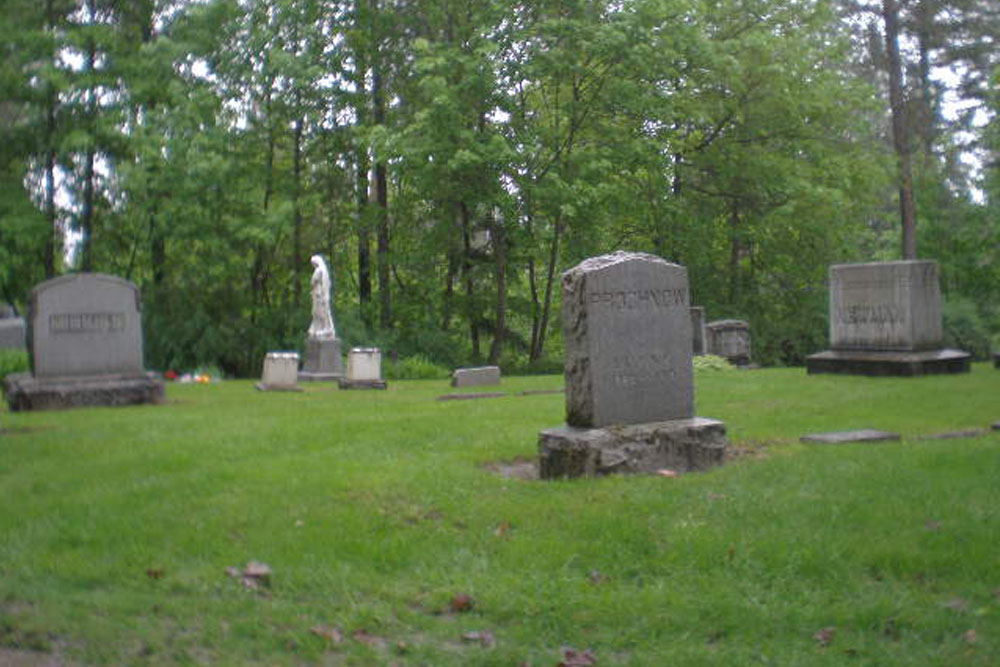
[
  {"x1": 450, "y1": 594, "x2": 476, "y2": 613},
  {"x1": 963, "y1": 629, "x2": 977, "y2": 645},
  {"x1": 656, "y1": 469, "x2": 679, "y2": 478},
  {"x1": 495, "y1": 520, "x2": 512, "y2": 538},
  {"x1": 145, "y1": 568, "x2": 164, "y2": 580},
  {"x1": 559, "y1": 647, "x2": 598, "y2": 666},
  {"x1": 351, "y1": 629, "x2": 387, "y2": 648},
  {"x1": 225, "y1": 561, "x2": 273, "y2": 591},
  {"x1": 309, "y1": 625, "x2": 343, "y2": 644},
  {"x1": 588, "y1": 570, "x2": 607, "y2": 585},
  {"x1": 813, "y1": 627, "x2": 835, "y2": 647},
  {"x1": 943, "y1": 597, "x2": 969, "y2": 613},
  {"x1": 461, "y1": 630, "x2": 496, "y2": 648},
  {"x1": 925, "y1": 519, "x2": 942, "y2": 531}
]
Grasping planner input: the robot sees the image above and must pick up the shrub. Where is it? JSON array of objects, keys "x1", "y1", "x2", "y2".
[
  {"x1": 383, "y1": 354, "x2": 450, "y2": 380},
  {"x1": 0, "y1": 348, "x2": 29, "y2": 382},
  {"x1": 693, "y1": 354, "x2": 736, "y2": 372},
  {"x1": 943, "y1": 298, "x2": 993, "y2": 360}
]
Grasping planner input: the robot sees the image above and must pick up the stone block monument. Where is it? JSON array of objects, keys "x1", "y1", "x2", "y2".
[
  {"x1": 451, "y1": 366, "x2": 501, "y2": 387},
  {"x1": 256, "y1": 352, "x2": 302, "y2": 391},
  {"x1": 3, "y1": 274, "x2": 164, "y2": 411},
  {"x1": 0, "y1": 304, "x2": 26, "y2": 350},
  {"x1": 806, "y1": 260, "x2": 970, "y2": 375},
  {"x1": 705, "y1": 319, "x2": 752, "y2": 366},
  {"x1": 299, "y1": 254, "x2": 343, "y2": 381},
  {"x1": 339, "y1": 347, "x2": 387, "y2": 390},
  {"x1": 690, "y1": 306, "x2": 707, "y2": 355},
  {"x1": 538, "y1": 251, "x2": 727, "y2": 479}
]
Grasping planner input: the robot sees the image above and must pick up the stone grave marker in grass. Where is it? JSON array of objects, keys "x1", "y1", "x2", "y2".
[
  {"x1": 451, "y1": 366, "x2": 501, "y2": 387},
  {"x1": 538, "y1": 251, "x2": 727, "y2": 479},
  {"x1": 806, "y1": 260, "x2": 970, "y2": 376},
  {"x1": 256, "y1": 352, "x2": 303, "y2": 391},
  {"x1": 339, "y1": 347, "x2": 388, "y2": 390},
  {"x1": 706, "y1": 319, "x2": 752, "y2": 366},
  {"x1": 3, "y1": 273, "x2": 164, "y2": 411}
]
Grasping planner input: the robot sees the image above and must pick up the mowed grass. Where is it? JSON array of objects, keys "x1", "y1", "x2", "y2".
[{"x1": 0, "y1": 365, "x2": 998, "y2": 665}]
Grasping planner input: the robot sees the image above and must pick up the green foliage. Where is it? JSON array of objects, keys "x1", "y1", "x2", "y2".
[
  {"x1": 942, "y1": 297, "x2": 994, "y2": 360},
  {"x1": 383, "y1": 354, "x2": 450, "y2": 380},
  {"x1": 0, "y1": 348, "x2": 28, "y2": 382},
  {"x1": 692, "y1": 354, "x2": 736, "y2": 372}
]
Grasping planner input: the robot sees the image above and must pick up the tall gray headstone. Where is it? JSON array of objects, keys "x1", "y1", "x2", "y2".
[
  {"x1": 539, "y1": 251, "x2": 726, "y2": 479},
  {"x1": 807, "y1": 260, "x2": 970, "y2": 375},
  {"x1": 2, "y1": 274, "x2": 164, "y2": 411}
]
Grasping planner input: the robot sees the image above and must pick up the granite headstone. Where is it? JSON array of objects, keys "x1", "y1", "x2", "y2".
[
  {"x1": 538, "y1": 251, "x2": 726, "y2": 479},
  {"x1": 0, "y1": 305, "x2": 26, "y2": 350},
  {"x1": 806, "y1": 260, "x2": 970, "y2": 375},
  {"x1": 339, "y1": 347, "x2": 387, "y2": 390},
  {"x1": 256, "y1": 352, "x2": 302, "y2": 391},
  {"x1": 3, "y1": 274, "x2": 164, "y2": 410},
  {"x1": 705, "y1": 319, "x2": 751, "y2": 366},
  {"x1": 451, "y1": 366, "x2": 501, "y2": 388},
  {"x1": 690, "y1": 306, "x2": 707, "y2": 356}
]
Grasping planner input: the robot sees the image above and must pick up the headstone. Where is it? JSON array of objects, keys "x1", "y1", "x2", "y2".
[
  {"x1": 255, "y1": 352, "x2": 302, "y2": 391},
  {"x1": 538, "y1": 251, "x2": 726, "y2": 479},
  {"x1": 690, "y1": 306, "x2": 707, "y2": 355},
  {"x1": 0, "y1": 305, "x2": 26, "y2": 350},
  {"x1": 806, "y1": 261, "x2": 970, "y2": 375},
  {"x1": 2, "y1": 273, "x2": 164, "y2": 411},
  {"x1": 338, "y1": 347, "x2": 387, "y2": 390},
  {"x1": 705, "y1": 319, "x2": 751, "y2": 366},
  {"x1": 800, "y1": 429, "x2": 900, "y2": 444},
  {"x1": 451, "y1": 366, "x2": 501, "y2": 388}
]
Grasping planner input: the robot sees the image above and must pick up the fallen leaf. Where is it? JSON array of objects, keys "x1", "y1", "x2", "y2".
[
  {"x1": 588, "y1": 570, "x2": 607, "y2": 585},
  {"x1": 559, "y1": 647, "x2": 597, "y2": 666},
  {"x1": 461, "y1": 630, "x2": 496, "y2": 648},
  {"x1": 242, "y1": 561, "x2": 272, "y2": 589},
  {"x1": 351, "y1": 629, "x2": 386, "y2": 648},
  {"x1": 145, "y1": 569, "x2": 164, "y2": 580},
  {"x1": 963, "y1": 629, "x2": 977, "y2": 645},
  {"x1": 495, "y1": 521, "x2": 512, "y2": 538},
  {"x1": 925, "y1": 519, "x2": 942, "y2": 531},
  {"x1": 450, "y1": 594, "x2": 475, "y2": 613},
  {"x1": 396, "y1": 640, "x2": 409, "y2": 654},
  {"x1": 943, "y1": 597, "x2": 969, "y2": 612},
  {"x1": 656, "y1": 469, "x2": 679, "y2": 478},
  {"x1": 225, "y1": 566, "x2": 241, "y2": 579},
  {"x1": 309, "y1": 625, "x2": 343, "y2": 644},
  {"x1": 813, "y1": 627, "x2": 835, "y2": 647}
]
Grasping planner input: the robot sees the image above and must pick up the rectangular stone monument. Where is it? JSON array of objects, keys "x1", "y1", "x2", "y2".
[
  {"x1": 339, "y1": 347, "x2": 387, "y2": 390},
  {"x1": 0, "y1": 317, "x2": 25, "y2": 350},
  {"x1": 298, "y1": 337, "x2": 343, "y2": 382},
  {"x1": 705, "y1": 319, "x2": 752, "y2": 366},
  {"x1": 451, "y1": 365, "x2": 501, "y2": 388},
  {"x1": 806, "y1": 260, "x2": 970, "y2": 375},
  {"x1": 690, "y1": 306, "x2": 707, "y2": 355},
  {"x1": 538, "y1": 251, "x2": 726, "y2": 479},
  {"x1": 255, "y1": 352, "x2": 302, "y2": 391},
  {"x1": 2, "y1": 274, "x2": 164, "y2": 411}
]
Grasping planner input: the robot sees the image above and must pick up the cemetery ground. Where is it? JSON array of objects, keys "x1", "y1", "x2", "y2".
[{"x1": 1, "y1": 365, "x2": 998, "y2": 666}]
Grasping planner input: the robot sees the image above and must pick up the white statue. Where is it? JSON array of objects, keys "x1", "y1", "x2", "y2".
[{"x1": 308, "y1": 254, "x2": 336, "y2": 340}]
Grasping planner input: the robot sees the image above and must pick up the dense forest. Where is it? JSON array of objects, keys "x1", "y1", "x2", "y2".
[{"x1": 0, "y1": 0, "x2": 997, "y2": 376}]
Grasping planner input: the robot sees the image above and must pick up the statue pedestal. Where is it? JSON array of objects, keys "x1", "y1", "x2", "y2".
[{"x1": 298, "y1": 337, "x2": 343, "y2": 382}]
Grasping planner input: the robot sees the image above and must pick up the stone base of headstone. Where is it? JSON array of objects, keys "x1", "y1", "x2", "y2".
[
  {"x1": 0, "y1": 318, "x2": 26, "y2": 349},
  {"x1": 805, "y1": 348, "x2": 971, "y2": 376},
  {"x1": 298, "y1": 337, "x2": 343, "y2": 381},
  {"x1": 3, "y1": 371, "x2": 165, "y2": 412},
  {"x1": 800, "y1": 429, "x2": 900, "y2": 444},
  {"x1": 338, "y1": 378, "x2": 388, "y2": 390},
  {"x1": 538, "y1": 417, "x2": 727, "y2": 480}
]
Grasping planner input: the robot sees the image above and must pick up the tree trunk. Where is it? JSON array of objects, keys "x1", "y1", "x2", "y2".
[
  {"x1": 882, "y1": 0, "x2": 918, "y2": 260},
  {"x1": 372, "y1": 44, "x2": 391, "y2": 329},
  {"x1": 292, "y1": 113, "x2": 303, "y2": 307},
  {"x1": 533, "y1": 216, "x2": 562, "y2": 362},
  {"x1": 488, "y1": 209, "x2": 506, "y2": 365},
  {"x1": 460, "y1": 201, "x2": 480, "y2": 361}
]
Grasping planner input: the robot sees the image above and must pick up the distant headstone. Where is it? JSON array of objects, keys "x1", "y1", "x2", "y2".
[
  {"x1": 538, "y1": 251, "x2": 726, "y2": 479},
  {"x1": 255, "y1": 352, "x2": 302, "y2": 391},
  {"x1": 451, "y1": 366, "x2": 501, "y2": 388},
  {"x1": 806, "y1": 261, "x2": 970, "y2": 375},
  {"x1": 690, "y1": 306, "x2": 707, "y2": 356},
  {"x1": 800, "y1": 429, "x2": 900, "y2": 444},
  {"x1": 339, "y1": 347, "x2": 387, "y2": 390},
  {"x1": 705, "y1": 320, "x2": 751, "y2": 366},
  {"x1": 2, "y1": 273, "x2": 164, "y2": 411},
  {"x1": 0, "y1": 304, "x2": 25, "y2": 350}
]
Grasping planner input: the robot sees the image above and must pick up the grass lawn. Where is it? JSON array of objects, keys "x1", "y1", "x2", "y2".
[{"x1": 1, "y1": 364, "x2": 998, "y2": 665}]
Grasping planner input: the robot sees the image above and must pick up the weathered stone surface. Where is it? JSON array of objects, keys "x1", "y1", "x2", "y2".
[
  {"x1": 4, "y1": 372, "x2": 164, "y2": 411},
  {"x1": 339, "y1": 348, "x2": 387, "y2": 389},
  {"x1": 806, "y1": 349, "x2": 970, "y2": 376},
  {"x1": 705, "y1": 319, "x2": 751, "y2": 366},
  {"x1": 451, "y1": 366, "x2": 501, "y2": 387},
  {"x1": 807, "y1": 260, "x2": 970, "y2": 376},
  {"x1": 298, "y1": 337, "x2": 342, "y2": 381},
  {"x1": 539, "y1": 418, "x2": 727, "y2": 479},
  {"x1": 690, "y1": 306, "x2": 706, "y2": 355},
  {"x1": 256, "y1": 352, "x2": 302, "y2": 391},
  {"x1": 30, "y1": 274, "x2": 145, "y2": 378},
  {"x1": 563, "y1": 251, "x2": 693, "y2": 428},
  {"x1": 0, "y1": 318, "x2": 25, "y2": 349},
  {"x1": 3, "y1": 273, "x2": 163, "y2": 411},
  {"x1": 800, "y1": 429, "x2": 900, "y2": 444},
  {"x1": 828, "y1": 261, "x2": 942, "y2": 351}
]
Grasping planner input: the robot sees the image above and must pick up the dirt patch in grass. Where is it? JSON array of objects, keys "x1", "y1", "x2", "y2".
[{"x1": 481, "y1": 456, "x2": 539, "y2": 480}]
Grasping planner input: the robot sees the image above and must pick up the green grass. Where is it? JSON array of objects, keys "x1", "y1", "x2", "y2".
[{"x1": 0, "y1": 365, "x2": 998, "y2": 665}]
